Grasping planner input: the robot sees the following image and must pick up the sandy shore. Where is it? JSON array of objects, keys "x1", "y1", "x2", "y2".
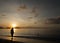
[
  {"x1": 0, "y1": 36, "x2": 60, "y2": 43},
  {"x1": 0, "y1": 39, "x2": 24, "y2": 43}
]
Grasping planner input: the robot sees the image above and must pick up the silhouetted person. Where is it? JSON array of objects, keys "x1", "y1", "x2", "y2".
[{"x1": 10, "y1": 28, "x2": 14, "y2": 37}]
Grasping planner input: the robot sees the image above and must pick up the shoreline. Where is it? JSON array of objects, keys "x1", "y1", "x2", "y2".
[
  {"x1": 0, "y1": 35, "x2": 60, "y2": 41},
  {"x1": 0, "y1": 36, "x2": 60, "y2": 43},
  {"x1": 0, "y1": 38, "x2": 24, "y2": 43}
]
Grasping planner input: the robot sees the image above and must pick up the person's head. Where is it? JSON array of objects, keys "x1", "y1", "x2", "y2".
[{"x1": 12, "y1": 27, "x2": 14, "y2": 29}]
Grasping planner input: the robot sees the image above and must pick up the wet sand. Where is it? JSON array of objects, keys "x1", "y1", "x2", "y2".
[
  {"x1": 0, "y1": 36, "x2": 60, "y2": 43},
  {"x1": 0, "y1": 39, "x2": 24, "y2": 43}
]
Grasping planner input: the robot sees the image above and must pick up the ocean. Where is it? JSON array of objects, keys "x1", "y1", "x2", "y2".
[{"x1": 0, "y1": 27, "x2": 60, "y2": 37}]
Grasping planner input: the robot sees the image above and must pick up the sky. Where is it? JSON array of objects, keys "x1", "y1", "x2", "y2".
[{"x1": 0, "y1": 0, "x2": 60, "y2": 27}]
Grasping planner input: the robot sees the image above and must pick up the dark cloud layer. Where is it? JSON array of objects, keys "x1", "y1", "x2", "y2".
[{"x1": 45, "y1": 17, "x2": 60, "y2": 24}]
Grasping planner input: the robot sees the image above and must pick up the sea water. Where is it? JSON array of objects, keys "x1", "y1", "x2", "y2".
[{"x1": 0, "y1": 27, "x2": 60, "y2": 37}]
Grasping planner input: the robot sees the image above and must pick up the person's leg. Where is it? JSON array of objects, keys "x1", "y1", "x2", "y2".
[
  {"x1": 12, "y1": 34, "x2": 13, "y2": 37},
  {"x1": 11, "y1": 33, "x2": 12, "y2": 37}
]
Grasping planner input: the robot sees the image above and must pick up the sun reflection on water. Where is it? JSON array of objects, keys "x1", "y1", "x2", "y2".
[{"x1": 14, "y1": 28, "x2": 16, "y2": 32}]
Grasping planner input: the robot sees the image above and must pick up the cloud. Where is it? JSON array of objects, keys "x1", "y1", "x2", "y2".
[
  {"x1": 17, "y1": 8, "x2": 21, "y2": 11},
  {"x1": 45, "y1": 17, "x2": 60, "y2": 24},
  {"x1": 34, "y1": 22, "x2": 37, "y2": 24},
  {"x1": 17, "y1": 4, "x2": 27, "y2": 12},
  {"x1": 0, "y1": 13, "x2": 6, "y2": 17},
  {"x1": 1, "y1": 14, "x2": 6, "y2": 16},
  {"x1": 34, "y1": 14, "x2": 39, "y2": 17},
  {"x1": 31, "y1": 6, "x2": 37, "y2": 13},
  {"x1": 19, "y1": 4, "x2": 27, "y2": 9},
  {"x1": 28, "y1": 17, "x2": 33, "y2": 19}
]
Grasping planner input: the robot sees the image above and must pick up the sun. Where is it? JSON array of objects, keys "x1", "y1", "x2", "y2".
[{"x1": 12, "y1": 24, "x2": 16, "y2": 28}]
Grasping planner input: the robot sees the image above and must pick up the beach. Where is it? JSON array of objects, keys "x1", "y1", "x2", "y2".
[
  {"x1": 0, "y1": 39, "x2": 23, "y2": 43},
  {"x1": 0, "y1": 36, "x2": 60, "y2": 43},
  {"x1": 0, "y1": 28, "x2": 60, "y2": 43}
]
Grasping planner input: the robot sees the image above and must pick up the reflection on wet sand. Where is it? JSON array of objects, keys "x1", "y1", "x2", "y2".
[
  {"x1": 11, "y1": 37, "x2": 13, "y2": 43},
  {"x1": 0, "y1": 36, "x2": 58, "y2": 43},
  {"x1": 0, "y1": 36, "x2": 24, "y2": 43}
]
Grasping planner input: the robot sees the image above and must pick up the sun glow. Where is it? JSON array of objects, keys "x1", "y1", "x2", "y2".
[
  {"x1": 11, "y1": 24, "x2": 16, "y2": 32},
  {"x1": 12, "y1": 24, "x2": 16, "y2": 28}
]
